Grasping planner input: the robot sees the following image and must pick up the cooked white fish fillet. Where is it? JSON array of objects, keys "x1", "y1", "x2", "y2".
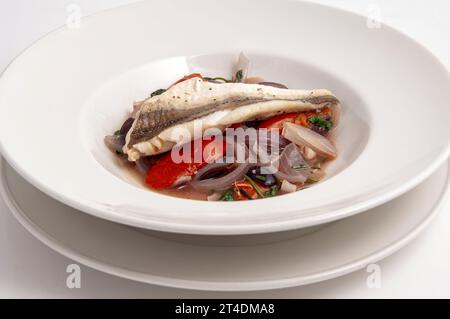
[{"x1": 124, "y1": 78, "x2": 339, "y2": 161}]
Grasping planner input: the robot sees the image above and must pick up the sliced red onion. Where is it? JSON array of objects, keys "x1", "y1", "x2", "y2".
[
  {"x1": 257, "y1": 131, "x2": 290, "y2": 151},
  {"x1": 258, "y1": 82, "x2": 288, "y2": 89},
  {"x1": 120, "y1": 117, "x2": 134, "y2": 136},
  {"x1": 252, "y1": 130, "x2": 290, "y2": 169},
  {"x1": 228, "y1": 126, "x2": 288, "y2": 154},
  {"x1": 135, "y1": 157, "x2": 153, "y2": 175},
  {"x1": 282, "y1": 122, "x2": 337, "y2": 159},
  {"x1": 173, "y1": 175, "x2": 193, "y2": 188},
  {"x1": 104, "y1": 135, "x2": 125, "y2": 154},
  {"x1": 273, "y1": 143, "x2": 311, "y2": 184},
  {"x1": 190, "y1": 162, "x2": 251, "y2": 192}
]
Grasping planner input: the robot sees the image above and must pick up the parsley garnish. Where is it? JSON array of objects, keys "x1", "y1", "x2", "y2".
[
  {"x1": 220, "y1": 189, "x2": 234, "y2": 201},
  {"x1": 235, "y1": 70, "x2": 243, "y2": 83},
  {"x1": 309, "y1": 116, "x2": 333, "y2": 130},
  {"x1": 264, "y1": 185, "x2": 279, "y2": 197}
]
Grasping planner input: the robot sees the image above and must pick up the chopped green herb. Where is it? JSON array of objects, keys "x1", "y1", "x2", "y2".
[
  {"x1": 254, "y1": 175, "x2": 267, "y2": 182},
  {"x1": 292, "y1": 164, "x2": 309, "y2": 170},
  {"x1": 305, "y1": 177, "x2": 319, "y2": 184},
  {"x1": 264, "y1": 185, "x2": 279, "y2": 197},
  {"x1": 244, "y1": 175, "x2": 265, "y2": 198},
  {"x1": 309, "y1": 116, "x2": 333, "y2": 130},
  {"x1": 235, "y1": 70, "x2": 243, "y2": 83},
  {"x1": 293, "y1": 164, "x2": 320, "y2": 170},
  {"x1": 113, "y1": 130, "x2": 121, "y2": 136},
  {"x1": 150, "y1": 88, "x2": 166, "y2": 97},
  {"x1": 214, "y1": 77, "x2": 230, "y2": 82},
  {"x1": 220, "y1": 189, "x2": 234, "y2": 201},
  {"x1": 204, "y1": 76, "x2": 230, "y2": 83}
]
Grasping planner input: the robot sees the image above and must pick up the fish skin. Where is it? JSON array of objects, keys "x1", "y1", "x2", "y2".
[
  {"x1": 124, "y1": 78, "x2": 339, "y2": 161},
  {"x1": 127, "y1": 96, "x2": 265, "y2": 147}
]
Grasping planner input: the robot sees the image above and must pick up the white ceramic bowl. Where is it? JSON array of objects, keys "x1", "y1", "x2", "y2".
[
  {"x1": 0, "y1": 0, "x2": 449, "y2": 235},
  {"x1": 1, "y1": 158, "x2": 449, "y2": 291}
]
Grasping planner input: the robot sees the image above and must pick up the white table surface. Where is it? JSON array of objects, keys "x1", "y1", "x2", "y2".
[{"x1": 0, "y1": 0, "x2": 449, "y2": 298}]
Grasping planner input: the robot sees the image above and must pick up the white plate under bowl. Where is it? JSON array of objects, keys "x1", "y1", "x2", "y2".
[
  {"x1": 0, "y1": 0, "x2": 449, "y2": 235},
  {"x1": 1, "y1": 158, "x2": 448, "y2": 291}
]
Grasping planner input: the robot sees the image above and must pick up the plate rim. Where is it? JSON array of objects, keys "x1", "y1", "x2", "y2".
[
  {"x1": 1, "y1": 157, "x2": 448, "y2": 291},
  {"x1": 0, "y1": 0, "x2": 449, "y2": 235}
]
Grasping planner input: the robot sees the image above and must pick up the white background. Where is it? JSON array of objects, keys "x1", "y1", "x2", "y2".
[{"x1": 0, "y1": 0, "x2": 449, "y2": 298}]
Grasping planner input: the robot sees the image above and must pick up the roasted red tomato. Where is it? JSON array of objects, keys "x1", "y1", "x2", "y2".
[
  {"x1": 228, "y1": 123, "x2": 244, "y2": 129},
  {"x1": 233, "y1": 181, "x2": 259, "y2": 200},
  {"x1": 258, "y1": 107, "x2": 332, "y2": 132},
  {"x1": 232, "y1": 180, "x2": 269, "y2": 200},
  {"x1": 258, "y1": 113, "x2": 298, "y2": 131},
  {"x1": 145, "y1": 138, "x2": 225, "y2": 189}
]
